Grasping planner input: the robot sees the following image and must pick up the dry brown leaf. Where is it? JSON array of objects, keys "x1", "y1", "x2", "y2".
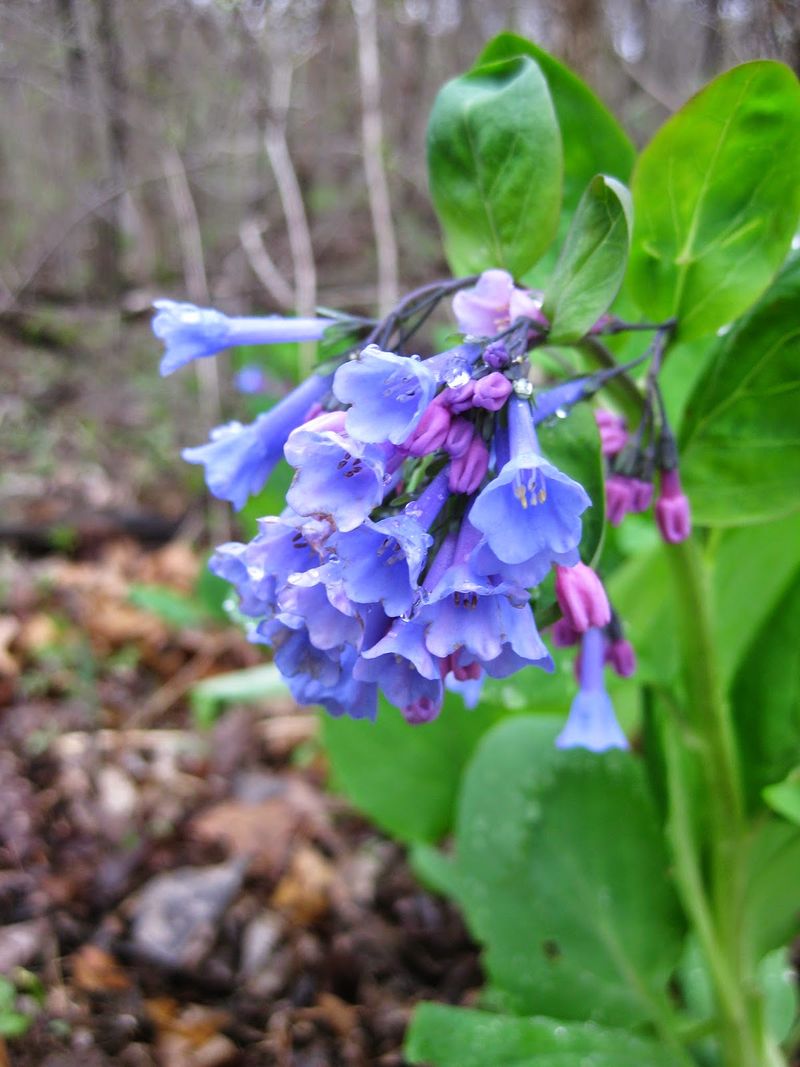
[
  {"x1": 190, "y1": 797, "x2": 300, "y2": 879},
  {"x1": 271, "y1": 845, "x2": 335, "y2": 926},
  {"x1": 71, "y1": 944, "x2": 131, "y2": 993}
]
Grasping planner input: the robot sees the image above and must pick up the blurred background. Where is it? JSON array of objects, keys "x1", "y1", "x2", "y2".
[{"x1": 0, "y1": 3, "x2": 798, "y2": 1065}]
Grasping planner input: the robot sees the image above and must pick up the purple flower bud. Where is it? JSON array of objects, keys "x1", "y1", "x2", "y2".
[
  {"x1": 439, "y1": 380, "x2": 475, "y2": 414},
  {"x1": 473, "y1": 371, "x2": 512, "y2": 412},
  {"x1": 234, "y1": 365, "x2": 267, "y2": 394},
  {"x1": 445, "y1": 417, "x2": 474, "y2": 459},
  {"x1": 629, "y1": 478, "x2": 653, "y2": 513},
  {"x1": 594, "y1": 409, "x2": 628, "y2": 457},
  {"x1": 605, "y1": 475, "x2": 635, "y2": 526},
  {"x1": 656, "y1": 469, "x2": 692, "y2": 544},
  {"x1": 555, "y1": 562, "x2": 611, "y2": 633},
  {"x1": 403, "y1": 400, "x2": 452, "y2": 457},
  {"x1": 551, "y1": 617, "x2": 581, "y2": 648},
  {"x1": 606, "y1": 638, "x2": 636, "y2": 678},
  {"x1": 483, "y1": 341, "x2": 510, "y2": 369},
  {"x1": 449, "y1": 432, "x2": 489, "y2": 494}
]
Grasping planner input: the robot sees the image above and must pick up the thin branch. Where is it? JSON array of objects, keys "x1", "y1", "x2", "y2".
[
  {"x1": 351, "y1": 0, "x2": 399, "y2": 316},
  {"x1": 263, "y1": 56, "x2": 317, "y2": 376},
  {"x1": 238, "y1": 216, "x2": 295, "y2": 309}
]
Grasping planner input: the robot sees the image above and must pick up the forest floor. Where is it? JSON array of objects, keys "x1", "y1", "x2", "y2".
[{"x1": 0, "y1": 309, "x2": 479, "y2": 1067}]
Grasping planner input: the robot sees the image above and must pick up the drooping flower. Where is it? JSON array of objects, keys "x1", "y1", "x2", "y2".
[
  {"x1": 554, "y1": 561, "x2": 611, "y2": 633},
  {"x1": 452, "y1": 270, "x2": 546, "y2": 336},
  {"x1": 183, "y1": 372, "x2": 333, "y2": 509},
  {"x1": 333, "y1": 345, "x2": 436, "y2": 445},
  {"x1": 655, "y1": 468, "x2": 692, "y2": 544},
  {"x1": 470, "y1": 397, "x2": 591, "y2": 565},
  {"x1": 284, "y1": 411, "x2": 400, "y2": 532},
  {"x1": 299, "y1": 469, "x2": 449, "y2": 617},
  {"x1": 153, "y1": 300, "x2": 334, "y2": 376},
  {"x1": 556, "y1": 627, "x2": 628, "y2": 752}
]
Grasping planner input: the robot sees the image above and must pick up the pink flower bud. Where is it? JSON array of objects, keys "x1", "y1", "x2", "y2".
[
  {"x1": 594, "y1": 409, "x2": 628, "y2": 456},
  {"x1": 551, "y1": 617, "x2": 580, "y2": 648},
  {"x1": 403, "y1": 401, "x2": 451, "y2": 457},
  {"x1": 484, "y1": 341, "x2": 510, "y2": 369},
  {"x1": 444, "y1": 417, "x2": 474, "y2": 459},
  {"x1": 606, "y1": 638, "x2": 636, "y2": 678},
  {"x1": 441, "y1": 380, "x2": 475, "y2": 413},
  {"x1": 655, "y1": 469, "x2": 692, "y2": 544},
  {"x1": 605, "y1": 475, "x2": 634, "y2": 526},
  {"x1": 452, "y1": 657, "x2": 481, "y2": 682},
  {"x1": 629, "y1": 478, "x2": 653, "y2": 513},
  {"x1": 403, "y1": 695, "x2": 441, "y2": 725},
  {"x1": 555, "y1": 562, "x2": 611, "y2": 633},
  {"x1": 449, "y1": 432, "x2": 490, "y2": 494},
  {"x1": 473, "y1": 371, "x2": 513, "y2": 412}
]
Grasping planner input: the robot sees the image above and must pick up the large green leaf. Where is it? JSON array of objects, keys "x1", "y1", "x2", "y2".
[
  {"x1": 731, "y1": 572, "x2": 800, "y2": 805},
  {"x1": 405, "y1": 1004, "x2": 686, "y2": 1067},
  {"x1": 427, "y1": 55, "x2": 562, "y2": 278},
  {"x1": 477, "y1": 35, "x2": 634, "y2": 220},
  {"x1": 679, "y1": 253, "x2": 800, "y2": 525},
  {"x1": 629, "y1": 61, "x2": 800, "y2": 339},
  {"x1": 322, "y1": 693, "x2": 507, "y2": 844},
  {"x1": 712, "y1": 511, "x2": 800, "y2": 684},
  {"x1": 434, "y1": 717, "x2": 685, "y2": 1025},
  {"x1": 538, "y1": 403, "x2": 605, "y2": 566},
  {"x1": 544, "y1": 175, "x2": 632, "y2": 342},
  {"x1": 742, "y1": 817, "x2": 800, "y2": 965}
]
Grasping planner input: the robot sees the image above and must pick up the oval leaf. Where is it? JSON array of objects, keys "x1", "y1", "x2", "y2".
[
  {"x1": 406, "y1": 1004, "x2": 687, "y2": 1067},
  {"x1": 680, "y1": 253, "x2": 800, "y2": 525},
  {"x1": 443, "y1": 718, "x2": 685, "y2": 1026},
  {"x1": 477, "y1": 34, "x2": 635, "y2": 216},
  {"x1": 543, "y1": 175, "x2": 633, "y2": 342},
  {"x1": 629, "y1": 61, "x2": 800, "y2": 339},
  {"x1": 427, "y1": 55, "x2": 562, "y2": 278}
]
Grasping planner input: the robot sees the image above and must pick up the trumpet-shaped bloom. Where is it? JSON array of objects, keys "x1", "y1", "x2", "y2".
[
  {"x1": 284, "y1": 412, "x2": 398, "y2": 532},
  {"x1": 470, "y1": 397, "x2": 590, "y2": 565},
  {"x1": 183, "y1": 372, "x2": 333, "y2": 509},
  {"x1": 154, "y1": 299, "x2": 334, "y2": 376},
  {"x1": 452, "y1": 270, "x2": 545, "y2": 336},
  {"x1": 556, "y1": 627, "x2": 628, "y2": 751},
  {"x1": 334, "y1": 345, "x2": 436, "y2": 445},
  {"x1": 299, "y1": 470, "x2": 449, "y2": 617}
]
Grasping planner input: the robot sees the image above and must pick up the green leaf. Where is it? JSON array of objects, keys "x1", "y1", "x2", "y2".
[
  {"x1": 441, "y1": 717, "x2": 685, "y2": 1025},
  {"x1": 538, "y1": 404, "x2": 605, "y2": 566},
  {"x1": 629, "y1": 61, "x2": 800, "y2": 339},
  {"x1": 405, "y1": 1004, "x2": 686, "y2": 1067},
  {"x1": 543, "y1": 175, "x2": 632, "y2": 343},
  {"x1": 607, "y1": 546, "x2": 679, "y2": 686},
  {"x1": 427, "y1": 55, "x2": 562, "y2": 278},
  {"x1": 190, "y1": 664, "x2": 288, "y2": 728},
  {"x1": 712, "y1": 512, "x2": 800, "y2": 684},
  {"x1": 763, "y1": 768, "x2": 800, "y2": 826},
  {"x1": 731, "y1": 572, "x2": 800, "y2": 804},
  {"x1": 322, "y1": 693, "x2": 507, "y2": 844},
  {"x1": 680, "y1": 253, "x2": 800, "y2": 525},
  {"x1": 477, "y1": 35, "x2": 634, "y2": 220},
  {"x1": 758, "y1": 948, "x2": 799, "y2": 1044},
  {"x1": 742, "y1": 817, "x2": 800, "y2": 964}
]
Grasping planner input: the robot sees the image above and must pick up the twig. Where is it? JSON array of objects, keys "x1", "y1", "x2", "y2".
[
  {"x1": 351, "y1": 0, "x2": 399, "y2": 316},
  {"x1": 238, "y1": 216, "x2": 295, "y2": 309},
  {"x1": 263, "y1": 56, "x2": 317, "y2": 378}
]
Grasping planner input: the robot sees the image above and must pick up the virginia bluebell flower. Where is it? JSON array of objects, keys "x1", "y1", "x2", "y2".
[
  {"x1": 470, "y1": 397, "x2": 591, "y2": 565},
  {"x1": 284, "y1": 411, "x2": 400, "y2": 533},
  {"x1": 451, "y1": 270, "x2": 546, "y2": 336},
  {"x1": 556, "y1": 627, "x2": 628, "y2": 752},
  {"x1": 333, "y1": 345, "x2": 437, "y2": 445},
  {"x1": 154, "y1": 300, "x2": 335, "y2": 376},
  {"x1": 183, "y1": 372, "x2": 333, "y2": 509}
]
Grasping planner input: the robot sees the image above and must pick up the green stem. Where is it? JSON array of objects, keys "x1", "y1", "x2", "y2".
[{"x1": 666, "y1": 537, "x2": 764, "y2": 1067}]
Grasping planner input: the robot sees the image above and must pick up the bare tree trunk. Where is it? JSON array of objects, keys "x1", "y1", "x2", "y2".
[{"x1": 94, "y1": 0, "x2": 129, "y2": 296}]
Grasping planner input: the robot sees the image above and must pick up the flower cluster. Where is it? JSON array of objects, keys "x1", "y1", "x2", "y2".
[{"x1": 154, "y1": 270, "x2": 684, "y2": 749}]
